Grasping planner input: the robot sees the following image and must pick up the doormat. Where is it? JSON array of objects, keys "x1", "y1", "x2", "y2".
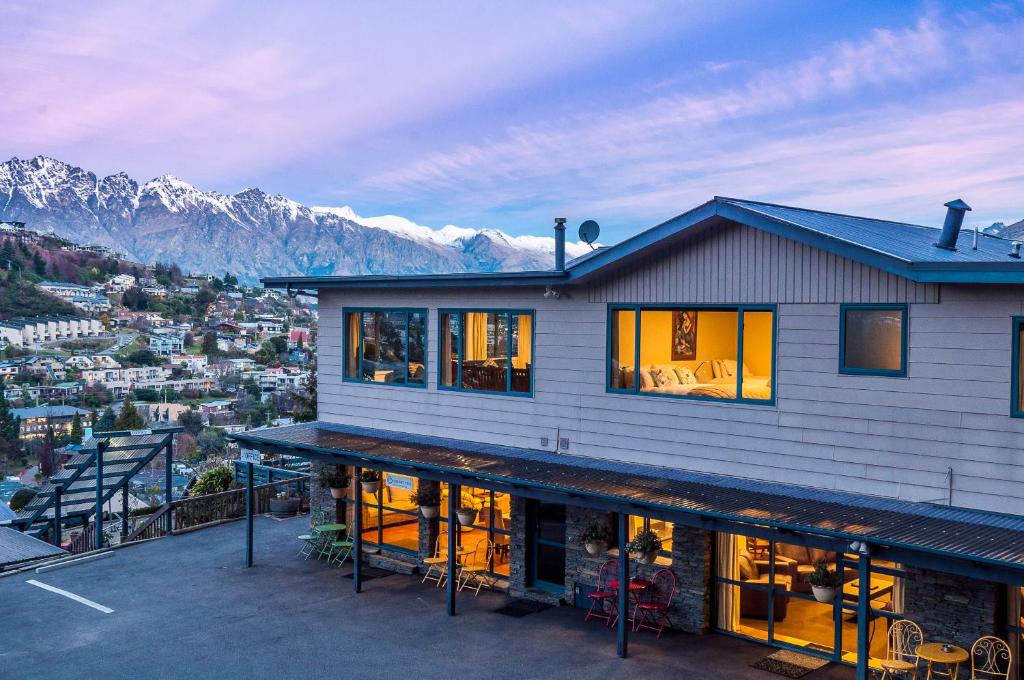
[
  {"x1": 751, "y1": 650, "x2": 829, "y2": 678},
  {"x1": 493, "y1": 599, "x2": 555, "y2": 618},
  {"x1": 342, "y1": 567, "x2": 397, "y2": 582}
]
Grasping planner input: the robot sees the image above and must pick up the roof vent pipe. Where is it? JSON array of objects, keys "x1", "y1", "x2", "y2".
[
  {"x1": 1011, "y1": 241, "x2": 1022, "y2": 259},
  {"x1": 553, "y1": 217, "x2": 567, "y2": 271},
  {"x1": 934, "y1": 198, "x2": 972, "y2": 250}
]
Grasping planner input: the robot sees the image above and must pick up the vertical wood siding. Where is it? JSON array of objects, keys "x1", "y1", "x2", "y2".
[
  {"x1": 588, "y1": 223, "x2": 939, "y2": 304},
  {"x1": 315, "y1": 229, "x2": 1024, "y2": 517}
]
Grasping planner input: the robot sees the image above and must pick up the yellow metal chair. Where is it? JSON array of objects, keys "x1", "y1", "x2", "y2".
[
  {"x1": 970, "y1": 636, "x2": 1012, "y2": 680},
  {"x1": 457, "y1": 538, "x2": 496, "y2": 596},
  {"x1": 421, "y1": 533, "x2": 449, "y2": 587},
  {"x1": 880, "y1": 619, "x2": 924, "y2": 680}
]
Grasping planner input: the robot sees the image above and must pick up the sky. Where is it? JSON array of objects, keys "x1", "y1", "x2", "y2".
[{"x1": 2, "y1": 1, "x2": 1024, "y2": 243}]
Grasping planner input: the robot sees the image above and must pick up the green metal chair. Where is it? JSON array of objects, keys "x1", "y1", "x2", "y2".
[
  {"x1": 297, "y1": 512, "x2": 327, "y2": 559},
  {"x1": 329, "y1": 531, "x2": 355, "y2": 567}
]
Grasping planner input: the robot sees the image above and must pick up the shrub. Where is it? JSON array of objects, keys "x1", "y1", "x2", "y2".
[
  {"x1": 8, "y1": 487, "x2": 36, "y2": 512},
  {"x1": 626, "y1": 528, "x2": 662, "y2": 557},
  {"x1": 190, "y1": 465, "x2": 235, "y2": 496}
]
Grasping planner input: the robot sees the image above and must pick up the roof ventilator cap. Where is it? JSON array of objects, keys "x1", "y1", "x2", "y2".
[
  {"x1": 934, "y1": 198, "x2": 971, "y2": 251},
  {"x1": 1011, "y1": 241, "x2": 1022, "y2": 259},
  {"x1": 553, "y1": 217, "x2": 567, "y2": 271}
]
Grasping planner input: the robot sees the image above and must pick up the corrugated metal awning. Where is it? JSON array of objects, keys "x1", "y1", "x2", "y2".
[{"x1": 231, "y1": 421, "x2": 1024, "y2": 576}]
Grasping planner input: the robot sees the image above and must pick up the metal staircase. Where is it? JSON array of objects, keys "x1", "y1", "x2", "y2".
[{"x1": 13, "y1": 429, "x2": 178, "y2": 542}]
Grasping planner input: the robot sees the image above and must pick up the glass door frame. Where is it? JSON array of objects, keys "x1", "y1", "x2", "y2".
[{"x1": 526, "y1": 499, "x2": 566, "y2": 593}]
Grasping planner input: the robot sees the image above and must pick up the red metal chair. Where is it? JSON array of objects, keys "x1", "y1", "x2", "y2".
[
  {"x1": 633, "y1": 568, "x2": 676, "y2": 637},
  {"x1": 584, "y1": 559, "x2": 619, "y2": 626}
]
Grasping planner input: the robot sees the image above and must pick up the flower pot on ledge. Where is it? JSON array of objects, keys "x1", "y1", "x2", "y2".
[
  {"x1": 636, "y1": 550, "x2": 658, "y2": 565},
  {"x1": 584, "y1": 541, "x2": 607, "y2": 556}
]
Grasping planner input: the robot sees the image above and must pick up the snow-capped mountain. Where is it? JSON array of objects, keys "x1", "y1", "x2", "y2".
[{"x1": 0, "y1": 156, "x2": 592, "y2": 283}]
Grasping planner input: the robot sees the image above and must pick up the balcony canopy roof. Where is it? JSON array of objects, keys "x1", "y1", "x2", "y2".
[{"x1": 231, "y1": 421, "x2": 1024, "y2": 582}]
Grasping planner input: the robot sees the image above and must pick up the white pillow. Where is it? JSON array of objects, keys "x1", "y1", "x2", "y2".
[
  {"x1": 654, "y1": 365, "x2": 680, "y2": 386},
  {"x1": 638, "y1": 368, "x2": 654, "y2": 390},
  {"x1": 673, "y1": 366, "x2": 697, "y2": 384}
]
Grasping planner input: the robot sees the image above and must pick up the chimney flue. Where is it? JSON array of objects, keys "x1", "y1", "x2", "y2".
[
  {"x1": 934, "y1": 198, "x2": 972, "y2": 250},
  {"x1": 553, "y1": 217, "x2": 567, "y2": 271}
]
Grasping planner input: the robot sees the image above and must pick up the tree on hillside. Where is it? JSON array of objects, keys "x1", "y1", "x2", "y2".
[
  {"x1": 0, "y1": 380, "x2": 21, "y2": 476},
  {"x1": 32, "y1": 251, "x2": 46, "y2": 277},
  {"x1": 197, "y1": 428, "x2": 227, "y2": 459},
  {"x1": 292, "y1": 363, "x2": 317, "y2": 423},
  {"x1": 177, "y1": 408, "x2": 204, "y2": 437},
  {"x1": 0, "y1": 239, "x2": 16, "y2": 270},
  {"x1": 115, "y1": 395, "x2": 145, "y2": 430},
  {"x1": 69, "y1": 413, "x2": 84, "y2": 445},
  {"x1": 202, "y1": 331, "x2": 218, "y2": 357},
  {"x1": 96, "y1": 406, "x2": 117, "y2": 433}
]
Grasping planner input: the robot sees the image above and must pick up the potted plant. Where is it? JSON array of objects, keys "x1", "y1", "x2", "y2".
[
  {"x1": 269, "y1": 490, "x2": 301, "y2": 517},
  {"x1": 805, "y1": 562, "x2": 838, "y2": 603},
  {"x1": 319, "y1": 467, "x2": 350, "y2": 499},
  {"x1": 360, "y1": 469, "x2": 381, "y2": 494},
  {"x1": 456, "y1": 494, "x2": 479, "y2": 526},
  {"x1": 579, "y1": 521, "x2": 611, "y2": 556},
  {"x1": 410, "y1": 486, "x2": 441, "y2": 518},
  {"x1": 626, "y1": 528, "x2": 662, "y2": 564}
]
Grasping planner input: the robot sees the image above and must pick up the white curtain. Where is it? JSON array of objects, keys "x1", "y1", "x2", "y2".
[{"x1": 716, "y1": 533, "x2": 739, "y2": 631}]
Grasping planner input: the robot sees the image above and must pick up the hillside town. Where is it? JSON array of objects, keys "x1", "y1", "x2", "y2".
[{"x1": 0, "y1": 219, "x2": 316, "y2": 511}]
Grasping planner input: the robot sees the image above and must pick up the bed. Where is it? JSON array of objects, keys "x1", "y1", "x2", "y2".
[{"x1": 617, "y1": 361, "x2": 772, "y2": 401}]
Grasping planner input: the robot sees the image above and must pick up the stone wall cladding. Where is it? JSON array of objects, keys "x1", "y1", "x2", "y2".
[
  {"x1": 563, "y1": 507, "x2": 712, "y2": 634},
  {"x1": 901, "y1": 566, "x2": 1000, "y2": 650}
]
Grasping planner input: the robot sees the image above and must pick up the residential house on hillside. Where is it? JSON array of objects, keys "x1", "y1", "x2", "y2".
[
  {"x1": 105, "y1": 273, "x2": 136, "y2": 292},
  {"x1": 234, "y1": 197, "x2": 1024, "y2": 676},
  {"x1": 13, "y1": 405, "x2": 89, "y2": 439},
  {"x1": 38, "y1": 281, "x2": 111, "y2": 313},
  {"x1": 0, "y1": 316, "x2": 103, "y2": 348},
  {"x1": 149, "y1": 332, "x2": 184, "y2": 356}
]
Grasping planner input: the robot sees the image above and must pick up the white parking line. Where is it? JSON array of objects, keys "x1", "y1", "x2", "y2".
[{"x1": 26, "y1": 579, "x2": 115, "y2": 614}]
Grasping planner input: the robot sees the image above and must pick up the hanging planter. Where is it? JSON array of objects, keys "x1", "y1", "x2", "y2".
[
  {"x1": 456, "y1": 507, "x2": 478, "y2": 526},
  {"x1": 360, "y1": 469, "x2": 381, "y2": 495},
  {"x1": 410, "y1": 486, "x2": 441, "y2": 519},
  {"x1": 318, "y1": 467, "x2": 351, "y2": 500},
  {"x1": 579, "y1": 520, "x2": 611, "y2": 557},
  {"x1": 627, "y1": 528, "x2": 662, "y2": 565},
  {"x1": 805, "y1": 562, "x2": 838, "y2": 603}
]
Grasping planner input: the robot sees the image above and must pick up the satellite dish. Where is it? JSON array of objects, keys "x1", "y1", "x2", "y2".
[{"x1": 578, "y1": 220, "x2": 600, "y2": 248}]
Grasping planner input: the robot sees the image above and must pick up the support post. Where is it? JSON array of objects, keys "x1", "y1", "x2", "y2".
[
  {"x1": 353, "y1": 466, "x2": 363, "y2": 593},
  {"x1": 447, "y1": 483, "x2": 459, "y2": 616},
  {"x1": 164, "y1": 441, "x2": 173, "y2": 533},
  {"x1": 120, "y1": 481, "x2": 129, "y2": 538},
  {"x1": 94, "y1": 440, "x2": 105, "y2": 551},
  {"x1": 245, "y1": 461, "x2": 254, "y2": 568},
  {"x1": 51, "y1": 485, "x2": 62, "y2": 548},
  {"x1": 856, "y1": 550, "x2": 871, "y2": 680},
  {"x1": 617, "y1": 512, "x2": 629, "y2": 658}
]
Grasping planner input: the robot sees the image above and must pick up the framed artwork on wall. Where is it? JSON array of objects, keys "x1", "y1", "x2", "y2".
[{"x1": 671, "y1": 310, "x2": 697, "y2": 360}]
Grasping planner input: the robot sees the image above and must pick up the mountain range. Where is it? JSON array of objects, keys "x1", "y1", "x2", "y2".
[{"x1": 0, "y1": 156, "x2": 592, "y2": 283}]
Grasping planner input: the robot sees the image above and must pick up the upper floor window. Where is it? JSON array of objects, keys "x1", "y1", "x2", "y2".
[
  {"x1": 608, "y1": 305, "x2": 774, "y2": 403},
  {"x1": 439, "y1": 310, "x2": 533, "y2": 395},
  {"x1": 1013, "y1": 318, "x2": 1024, "y2": 417},
  {"x1": 839, "y1": 304, "x2": 906, "y2": 377},
  {"x1": 344, "y1": 309, "x2": 426, "y2": 387}
]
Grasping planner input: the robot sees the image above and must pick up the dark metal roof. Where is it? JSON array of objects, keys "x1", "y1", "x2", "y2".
[
  {"x1": 260, "y1": 197, "x2": 1024, "y2": 290},
  {"x1": 232, "y1": 421, "x2": 1024, "y2": 574},
  {"x1": 0, "y1": 526, "x2": 65, "y2": 568}
]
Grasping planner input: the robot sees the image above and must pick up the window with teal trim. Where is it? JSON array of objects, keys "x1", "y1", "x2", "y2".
[
  {"x1": 344, "y1": 309, "x2": 426, "y2": 386},
  {"x1": 839, "y1": 305, "x2": 906, "y2": 376},
  {"x1": 439, "y1": 310, "x2": 533, "y2": 395},
  {"x1": 608, "y1": 305, "x2": 775, "y2": 403},
  {"x1": 1012, "y1": 318, "x2": 1024, "y2": 417}
]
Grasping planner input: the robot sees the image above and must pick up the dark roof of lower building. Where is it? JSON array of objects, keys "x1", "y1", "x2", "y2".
[
  {"x1": 0, "y1": 526, "x2": 65, "y2": 568},
  {"x1": 231, "y1": 421, "x2": 1024, "y2": 574},
  {"x1": 260, "y1": 196, "x2": 1024, "y2": 290}
]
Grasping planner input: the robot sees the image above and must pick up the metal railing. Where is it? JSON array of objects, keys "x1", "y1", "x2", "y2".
[{"x1": 64, "y1": 476, "x2": 309, "y2": 555}]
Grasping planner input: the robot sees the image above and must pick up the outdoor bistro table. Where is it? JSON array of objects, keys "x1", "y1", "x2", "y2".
[
  {"x1": 314, "y1": 523, "x2": 347, "y2": 535},
  {"x1": 916, "y1": 642, "x2": 969, "y2": 680},
  {"x1": 609, "y1": 578, "x2": 652, "y2": 625}
]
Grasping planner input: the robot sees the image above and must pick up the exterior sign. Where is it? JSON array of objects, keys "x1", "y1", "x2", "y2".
[
  {"x1": 385, "y1": 474, "x2": 414, "y2": 491},
  {"x1": 239, "y1": 449, "x2": 263, "y2": 464}
]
